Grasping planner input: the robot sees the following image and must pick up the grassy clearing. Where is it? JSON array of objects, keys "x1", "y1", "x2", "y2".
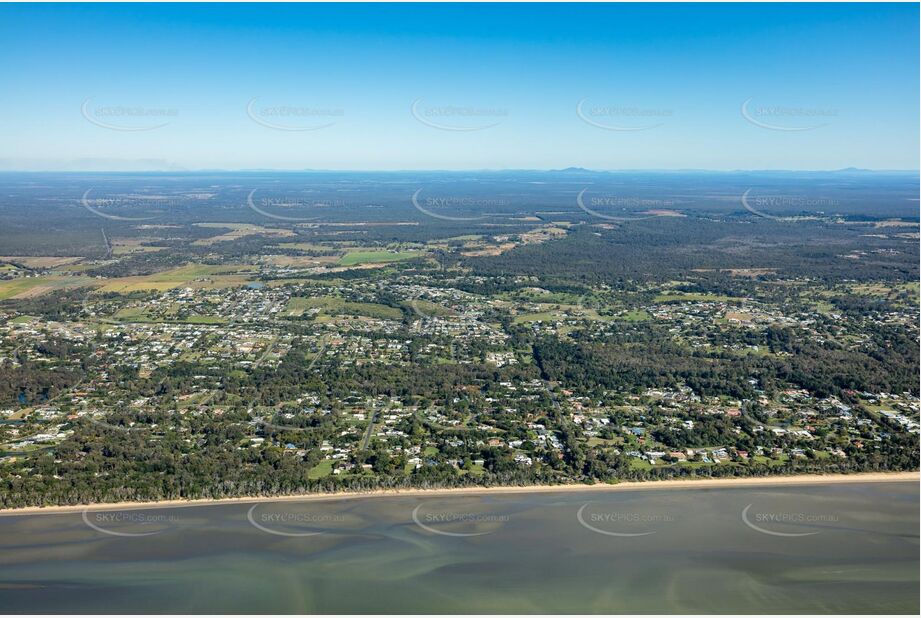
[
  {"x1": 512, "y1": 302, "x2": 609, "y2": 324},
  {"x1": 405, "y1": 299, "x2": 455, "y2": 317},
  {"x1": 192, "y1": 223, "x2": 295, "y2": 246},
  {"x1": 848, "y1": 281, "x2": 920, "y2": 302},
  {"x1": 513, "y1": 311, "x2": 559, "y2": 324},
  {"x1": 0, "y1": 276, "x2": 94, "y2": 300},
  {"x1": 272, "y1": 241, "x2": 338, "y2": 253},
  {"x1": 97, "y1": 264, "x2": 258, "y2": 294},
  {"x1": 654, "y1": 293, "x2": 739, "y2": 303},
  {"x1": 628, "y1": 458, "x2": 654, "y2": 471},
  {"x1": 284, "y1": 296, "x2": 402, "y2": 320},
  {"x1": 262, "y1": 255, "x2": 339, "y2": 268},
  {"x1": 438, "y1": 234, "x2": 483, "y2": 242},
  {"x1": 338, "y1": 250, "x2": 423, "y2": 266},
  {"x1": 109, "y1": 239, "x2": 168, "y2": 256},
  {"x1": 621, "y1": 309, "x2": 650, "y2": 322},
  {"x1": 506, "y1": 289, "x2": 582, "y2": 304},
  {"x1": 0, "y1": 256, "x2": 83, "y2": 268},
  {"x1": 0, "y1": 279, "x2": 45, "y2": 300},
  {"x1": 308, "y1": 459, "x2": 334, "y2": 479},
  {"x1": 113, "y1": 306, "x2": 229, "y2": 324}
]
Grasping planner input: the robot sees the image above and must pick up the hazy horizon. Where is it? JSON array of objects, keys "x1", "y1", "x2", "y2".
[{"x1": 0, "y1": 165, "x2": 918, "y2": 174}]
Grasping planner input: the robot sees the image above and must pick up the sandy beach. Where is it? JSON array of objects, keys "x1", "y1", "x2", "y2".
[{"x1": 1, "y1": 471, "x2": 916, "y2": 516}]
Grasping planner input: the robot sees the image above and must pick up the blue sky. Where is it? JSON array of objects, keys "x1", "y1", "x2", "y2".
[{"x1": 0, "y1": 2, "x2": 917, "y2": 171}]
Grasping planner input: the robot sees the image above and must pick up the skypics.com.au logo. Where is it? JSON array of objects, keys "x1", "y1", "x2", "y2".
[
  {"x1": 576, "y1": 99, "x2": 672, "y2": 132},
  {"x1": 82, "y1": 508, "x2": 180, "y2": 537},
  {"x1": 246, "y1": 97, "x2": 344, "y2": 132},
  {"x1": 411, "y1": 99, "x2": 508, "y2": 132},
  {"x1": 81, "y1": 98, "x2": 178, "y2": 132},
  {"x1": 411, "y1": 503, "x2": 511, "y2": 537},
  {"x1": 741, "y1": 98, "x2": 837, "y2": 132}
]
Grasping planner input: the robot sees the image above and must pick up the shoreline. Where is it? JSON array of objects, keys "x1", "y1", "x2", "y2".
[{"x1": 1, "y1": 471, "x2": 917, "y2": 516}]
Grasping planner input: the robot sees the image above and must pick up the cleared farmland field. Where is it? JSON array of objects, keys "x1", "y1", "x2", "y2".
[
  {"x1": 96, "y1": 264, "x2": 258, "y2": 293},
  {"x1": 337, "y1": 250, "x2": 424, "y2": 266}
]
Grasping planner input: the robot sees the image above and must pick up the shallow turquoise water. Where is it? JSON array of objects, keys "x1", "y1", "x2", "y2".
[{"x1": 0, "y1": 482, "x2": 917, "y2": 613}]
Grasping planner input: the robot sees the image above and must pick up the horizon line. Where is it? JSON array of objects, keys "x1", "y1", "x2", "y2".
[{"x1": 0, "y1": 167, "x2": 918, "y2": 174}]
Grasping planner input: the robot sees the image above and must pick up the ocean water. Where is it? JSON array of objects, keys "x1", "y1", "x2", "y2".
[{"x1": 0, "y1": 481, "x2": 917, "y2": 613}]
